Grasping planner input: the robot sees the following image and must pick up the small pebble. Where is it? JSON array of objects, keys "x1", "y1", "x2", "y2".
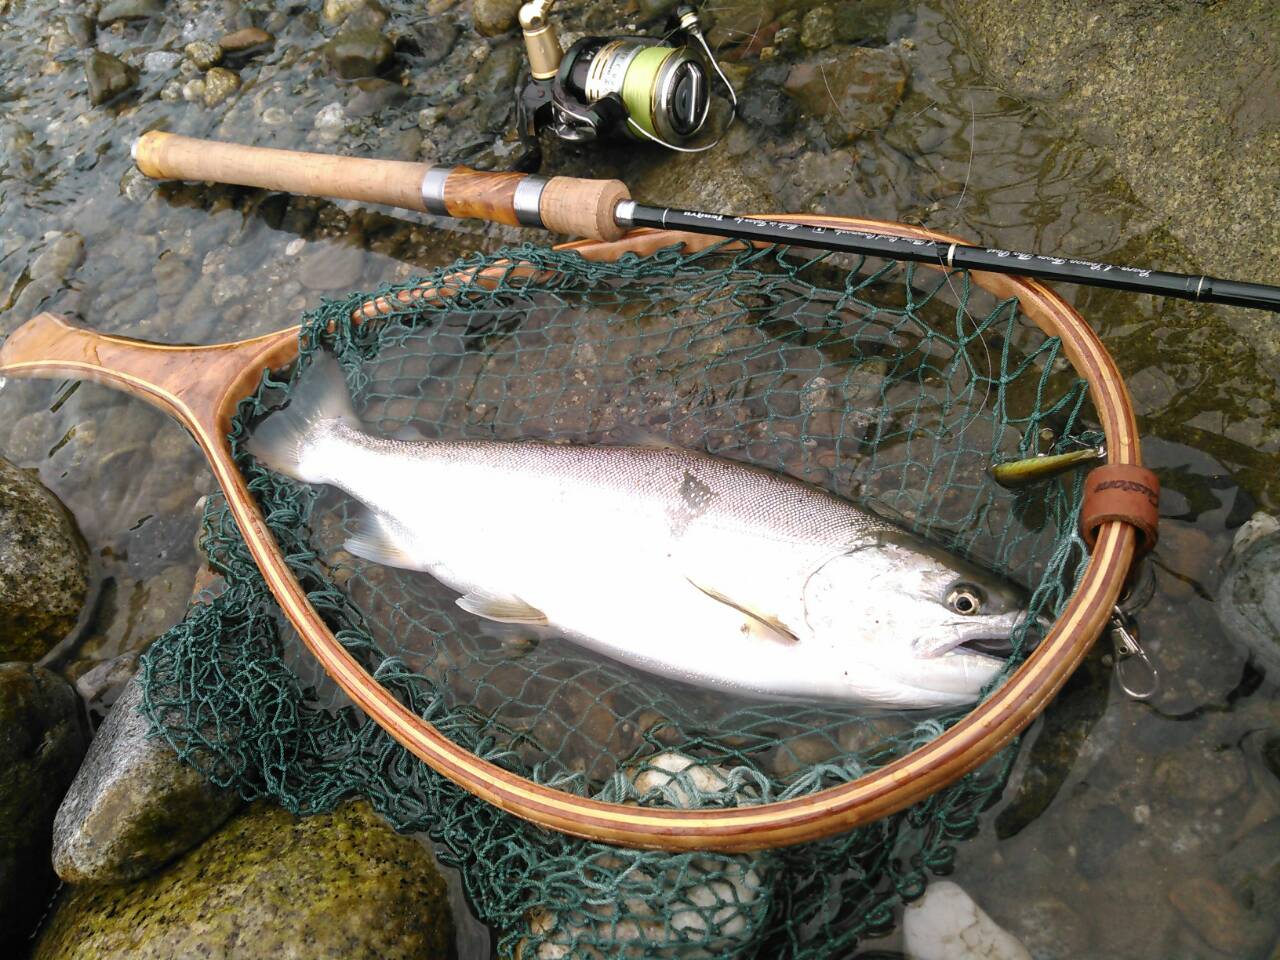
[
  {"x1": 141, "y1": 51, "x2": 181, "y2": 73},
  {"x1": 218, "y1": 27, "x2": 274, "y2": 54},
  {"x1": 184, "y1": 40, "x2": 223, "y2": 71},
  {"x1": 202, "y1": 67, "x2": 240, "y2": 107}
]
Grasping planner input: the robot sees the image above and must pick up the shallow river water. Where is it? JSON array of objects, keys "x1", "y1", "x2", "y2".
[{"x1": 1, "y1": 1, "x2": 1277, "y2": 957}]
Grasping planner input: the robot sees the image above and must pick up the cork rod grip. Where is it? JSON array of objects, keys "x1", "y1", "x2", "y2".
[
  {"x1": 133, "y1": 132, "x2": 632, "y2": 240},
  {"x1": 133, "y1": 131, "x2": 429, "y2": 212}
]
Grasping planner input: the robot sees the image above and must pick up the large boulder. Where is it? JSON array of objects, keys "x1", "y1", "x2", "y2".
[
  {"x1": 34, "y1": 800, "x2": 454, "y2": 959},
  {"x1": 0, "y1": 663, "x2": 89, "y2": 950},
  {"x1": 52, "y1": 675, "x2": 243, "y2": 883},
  {"x1": 0, "y1": 457, "x2": 89, "y2": 663},
  {"x1": 947, "y1": 0, "x2": 1280, "y2": 361}
]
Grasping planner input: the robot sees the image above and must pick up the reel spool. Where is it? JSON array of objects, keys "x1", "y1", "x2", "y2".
[{"x1": 517, "y1": 1, "x2": 737, "y2": 152}]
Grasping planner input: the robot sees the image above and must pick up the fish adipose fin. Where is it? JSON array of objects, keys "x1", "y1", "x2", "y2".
[
  {"x1": 687, "y1": 578, "x2": 799, "y2": 645},
  {"x1": 457, "y1": 590, "x2": 548, "y2": 625},
  {"x1": 344, "y1": 512, "x2": 418, "y2": 570},
  {"x1": 245, "y1": 352, "x2": 357, "y2": 483}
]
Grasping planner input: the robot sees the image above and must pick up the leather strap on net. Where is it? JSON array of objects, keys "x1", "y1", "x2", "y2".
[{"x1": 1080, "y1": 464, "x2": 1160, "y2": 555}]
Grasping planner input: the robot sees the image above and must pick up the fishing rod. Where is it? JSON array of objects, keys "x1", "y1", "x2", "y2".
[{"x1": 132, "y1": 132, "x2": 1280, "y2": 313}]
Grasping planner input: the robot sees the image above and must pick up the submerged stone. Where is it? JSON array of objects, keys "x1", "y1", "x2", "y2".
[
  {"x1": 51, "y1": 677, "x2": 242, "y2": 883},
  {"x1": 35, "y1": 800, "x2": 453, "y2": 960},
  {"x1": 1168, "y1": 875, "x2": 1275, "y2": 957},
  {"x1": 84, "y1": 51, "x2": 138, "y2": 106},
  {"x1": 97, "y1": 0, "x2": 165, "y2": 24},
  {"x1": 201, "y1": 67, "x2": 241, "y2": 107},
  {"x1": 0, "y1": 663, "x2": 88, "y2": 951},
  {"x1": 471, "y1": 0, "x2": 520, "y2": 37},
  {"x1": 1218, "y1": 511, "x2": 1280, "y2": 676},
  {"x1": 784, "y1": 45, "x2": 909, "y2": 145},
  {"x1": 903, "y1": 881, "x2": 1032, "y2": 960},
  {"x1": 0, "y1": 457, "x2": 89, "y2": 663},
  {"x1": 325, "y1": 28, "x2": 395, "y2": 79},
  {"x1": 218, "y1": 27, "x2": 274, "y2": 55}
]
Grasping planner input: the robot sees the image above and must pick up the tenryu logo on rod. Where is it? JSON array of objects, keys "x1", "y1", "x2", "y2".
[{"x1": 516, "y1": 1, "x2": 738, "y2": 151}]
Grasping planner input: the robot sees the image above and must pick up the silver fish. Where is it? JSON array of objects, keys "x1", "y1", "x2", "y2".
[{"x1": 248, "y1": 354, "x2": 1030, "y2": 709}]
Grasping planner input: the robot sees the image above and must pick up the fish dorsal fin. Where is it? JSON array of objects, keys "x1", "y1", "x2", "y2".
[
  {"x1": 457, "y1": 590, "x2": 549, "y2": 625},
  {"x1": 344, "y1": 512, "x2": 419, "y2": 570},
  {"x1": 687, "y1": 578, "x2": 799, "y2": 645}
]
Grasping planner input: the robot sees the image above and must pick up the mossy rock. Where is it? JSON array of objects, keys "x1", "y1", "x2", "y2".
[
  {"x1": 33, "y1": 799, "x2": 453, "y2": 959},
  {"x1": 0, "y1": 457, "x2": 89, "y2": 662},
  {"x1": 0, "y1": 663, "x2": 89, "y2": 950}
]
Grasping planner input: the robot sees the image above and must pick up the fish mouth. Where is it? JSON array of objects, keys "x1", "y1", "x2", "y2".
[
  {"x1": 955, "y1": 612, "x2": 1052, "y2": 659},
  {"x1": 958, "y1": 636, "x2": 1015, "y2": 658}
]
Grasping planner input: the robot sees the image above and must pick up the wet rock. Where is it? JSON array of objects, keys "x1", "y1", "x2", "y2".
[
  {"x1": 183, "y1": 39, "x2": 223, "y2": 70},
  {"x1": 314, "y1": 100, "x2": 348, "y2": 141},
  {"x1": 470, "y1": 42, "x2": 522, "y2": 132},
  {"x1": 142, "y1": 50, "x2": 181, "y2": 73},
  {"x1": 35, "y1": 800, "x2": 453, "y2": 960},
  {"x1": 706, "y1": 0, "x2": 776, "y2": 51},
  {"x1": 630, "y1": 132, "x2": 776, "y2": 216},
  {"x1": 97, "y1": 0, "x2": 165, "y2": 24},
  {"x1": 218, "y1": 26, "x2": 274, "y2": 54},
  {"x1": 84, "y1": 51, "x2": 138, "y2": 106},
  {"x1": 1219, "y1": 817, "x2": 1280, "y2": 917},
  {"x1": 0, "y1": 663, "x2": 88, "y2": 951},
  {"x1": 65, "y1": 13, "x2": 96, "y2": 46},
  {"x1": 903, "y1": 881, "x2": 1032, "y2": 960},
  {"x1": 1153, "y1": 743, "x2": 1248, "y2": 807},
  {"x1": 737, "y1": 64, "x2": 796, "y2": 134},
  {"x1": 834, "y1": 0, "x2": 905, "y2": 44},
  {"x1": 72, "y1": 650, "x2": 140, "y2": 714},
  {"x1": 201, "y1": 66, "x2": 240, "y2": 107},
  {"x1": 298, "y1": 243, "x2": 365, "y2": 290},
  {"x1": 948, "y1": 0, "x2": 1280, "y2": 360},
  {"x1": 799, "y1": 6, "x2": 836, "y2": 50},
  {"x1": 636, "y1": 0, "x2": 680, "y2": 20},
  {"x1": 409, "y1": 17, "x2": 458, "y2": 66},
  {"x1": 0, "y1": 458, "x2": 88, "y2": 662},
  {"x1": 472, "y1": 0, "x2": 520, "y2": 37},
  {"x1": 324, "y1": 28, "x2": 394, "y2": 79},
  {"x1": 1218, "y1": 511, "x2": 1280, "y2": 676},
  {"x1": 998, "y1": 896, "x2": 1091, "y2": 960},
  {"x1": 348, "y1": 77, "x2": 410, "y2": 116},
  {"x1": 323, "y1": 0, "x2": 386, "y2": 27},
  {"x1": 784, "y1": 45, "x2": 908, "y2": 145},
  {"x1": 51, "y1": 676, "x2": 241, "y2": 883},
  {"x1": 30, "y1": 231, "x2": 85, "y2": 283},
  {"x1": 1168, "y1": 876, "x2": 1275, "y2": 958}
]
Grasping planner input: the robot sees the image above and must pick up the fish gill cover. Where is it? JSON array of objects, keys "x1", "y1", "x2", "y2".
[{"x1": 138, "y1": 238, "x2": 1092, "y2": 958}]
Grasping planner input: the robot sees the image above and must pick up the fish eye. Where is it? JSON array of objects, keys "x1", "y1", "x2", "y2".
[{"x1": 947, "y1": 583, "x2": 984, "y2": 616}]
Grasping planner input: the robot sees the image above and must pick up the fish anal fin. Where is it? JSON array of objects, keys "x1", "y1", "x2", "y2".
[
  {"x1": 687, "y1": 578, "x2": 799, "y2": 645},
  {"x1": 343, "y1": 513, "x2": 419, "y2": 570},
  {"x1": 457, "y1": 590, "x2": 548, "y2": 625}
]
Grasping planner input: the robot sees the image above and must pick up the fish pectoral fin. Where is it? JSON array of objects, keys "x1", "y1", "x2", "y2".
[
  {"x1": 686, "y1": 578, "x2": 799, "y2": 645},
  {"x1": 343, "y1": 513, "x2": 418, "y2": 569},
  {"x1": 456, "y1": 590, "x2": 549, "y2": 625}
]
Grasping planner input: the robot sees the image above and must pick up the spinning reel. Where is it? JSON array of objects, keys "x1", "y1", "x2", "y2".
[{"x1": 516, "y1": 1, "x2": 737, "y2": 152}]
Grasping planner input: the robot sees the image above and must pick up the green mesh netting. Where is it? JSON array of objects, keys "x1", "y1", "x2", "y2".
[{"x1": 139, "y1": 239, "x2": 1094, "y2": 958}]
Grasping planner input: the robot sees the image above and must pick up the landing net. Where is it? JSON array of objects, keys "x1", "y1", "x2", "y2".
[{"x1": 139, "y1": 239, "x2": 1092, "y2": 957}]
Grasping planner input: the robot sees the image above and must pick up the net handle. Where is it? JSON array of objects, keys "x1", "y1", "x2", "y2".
[{"x1": 0, "y1": 218, "x2": 1140, "y2": 852}]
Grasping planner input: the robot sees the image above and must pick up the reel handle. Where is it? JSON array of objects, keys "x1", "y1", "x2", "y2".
[{"x1": 133, "y1": 131, "x2": 631, "y2": 241}]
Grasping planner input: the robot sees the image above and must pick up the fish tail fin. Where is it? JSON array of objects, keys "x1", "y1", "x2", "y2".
[{"x1": 245, "y1": 352, "x2": 356, "y2": 483}]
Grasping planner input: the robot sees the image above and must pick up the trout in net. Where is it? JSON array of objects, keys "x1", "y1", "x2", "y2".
[{"x1": 248, "y1": 352, "x2": 1030, "y2": 710}]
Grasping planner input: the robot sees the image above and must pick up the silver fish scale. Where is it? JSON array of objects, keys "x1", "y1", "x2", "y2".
[{"x1": 344, "y1": 432, "x2": 893, "y2": 550}]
